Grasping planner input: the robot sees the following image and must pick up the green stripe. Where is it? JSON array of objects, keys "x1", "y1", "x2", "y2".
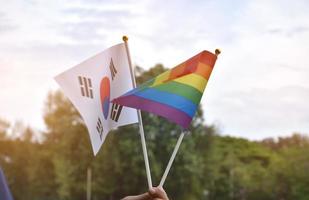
[
  {"x1": 152, "y1": 81, "x2": 202, "y2": 104},
  {"x1": 138, "y1": 79, "x2": 155, "y2": 91}
]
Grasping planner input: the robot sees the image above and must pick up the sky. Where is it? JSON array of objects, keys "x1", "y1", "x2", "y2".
[{"x1": 0, "y1": 0, "x2": 308, "y2": 140}]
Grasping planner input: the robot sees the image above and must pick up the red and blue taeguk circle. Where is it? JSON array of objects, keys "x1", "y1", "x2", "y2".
[{"x1": 100, "y1": 77, "x2": 110, "y2": 120}]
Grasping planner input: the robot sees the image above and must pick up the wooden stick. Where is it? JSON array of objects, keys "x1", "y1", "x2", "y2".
[
  {"x1": 123, "y1": 36, "x2": 153, "y2": 189},
  {"x1": 159, "y1": 131, "x2": 186, "y2": 187}
]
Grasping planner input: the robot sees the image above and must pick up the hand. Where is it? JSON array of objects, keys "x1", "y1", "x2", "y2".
[
  {"x1": 122, "y1": 187, "x2": 169, "y2": 200},
  {"x1": 121, "y1": 192, "x2": 151, "y2": 200},
  {"x1": 149, "y1": 187, "x2": 169, "y2": 200}
]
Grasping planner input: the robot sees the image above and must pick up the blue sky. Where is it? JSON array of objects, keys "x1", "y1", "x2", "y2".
[{"x1": 0, "y1": 0, "x2": 309, "y2": 139}]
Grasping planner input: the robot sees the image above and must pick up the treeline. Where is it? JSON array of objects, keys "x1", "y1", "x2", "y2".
[{"x1": 0, "y1": 65, "x2": 309, "y2": 200}]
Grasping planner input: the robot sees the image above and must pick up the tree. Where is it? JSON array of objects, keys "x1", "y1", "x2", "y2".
[
  {"x1": 43, "y1": 91, "x2": 92, "y2": 200},
  {"x1": 3, "y1": 64, "x2": 309, "y2": 200},
  {"x1": 41, "y1": 64, "x2": 217, "y2": 200}
]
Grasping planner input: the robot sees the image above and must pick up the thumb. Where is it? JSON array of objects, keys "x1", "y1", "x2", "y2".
[
  {"x1": 148, "y1": 187, "x2": 169, "y2": 200},
  {"x1": 156, "y1": 186, "x2": 169, "y2": 199}
]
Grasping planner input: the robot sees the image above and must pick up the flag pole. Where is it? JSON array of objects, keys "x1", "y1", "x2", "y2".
[
  {"x1": 86, "y1": 167, "x2": 92, "y2": 200},
  {"x1": 122, "y1": 36, "x2": 153, "y2": 189},
  {"x1": 159, "y1": 49, "x2": 221, "y2": 187},
  {"x1": 159, "y1": 130, "x2": 186, "y2": 187}
]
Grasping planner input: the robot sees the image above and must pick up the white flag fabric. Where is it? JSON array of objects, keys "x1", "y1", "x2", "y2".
[{"x1": 55, "y1": 43, "x2": 138, "y2": 155}]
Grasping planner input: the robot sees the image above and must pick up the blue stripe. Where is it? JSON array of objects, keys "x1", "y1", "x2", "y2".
[
  {"x1": 134, "y1": 88, "x2": 197, "y2": 117},
  {"x1": 123, "y1": 87, "x2": 140, "y2": 96},
  {"x1": 122, "y1": 79, "x2": 155, "y2": 97}
]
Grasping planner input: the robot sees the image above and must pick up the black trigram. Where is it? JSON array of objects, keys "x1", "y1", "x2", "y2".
[
  {"x1": 109, "y1": 58, "x2": 117, "y2": 80},
  {"x1": 96, "y1": 117, "x2": 103, "y2": 141},
  {"x1": 78, "y1": 76, "x2": 93, "y2": 98},
  {"x1": 110, "y1": 103, "x2": 123, "y2": 122}
]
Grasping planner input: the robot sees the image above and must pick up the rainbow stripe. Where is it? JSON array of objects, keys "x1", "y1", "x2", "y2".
[{"x1": 113, "y1": 50, "x2": 218, "y2": 128}]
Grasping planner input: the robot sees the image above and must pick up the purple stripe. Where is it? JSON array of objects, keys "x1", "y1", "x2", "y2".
[{"x1": 113, "y1": 95, "x2": 192, "y2": 128}]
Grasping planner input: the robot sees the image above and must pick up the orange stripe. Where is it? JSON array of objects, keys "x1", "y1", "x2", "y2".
[
  {"x1": 168, "y1": 63, "x2": 187, "y2": 80},
  {"x1": 184, "y1": 53, "x2": 199, "y2": 72},
  {"x1": 199, "y1": 50, "x2": 217, "y2": 68},
  {"x1": 194, "y1": 62, "x2": 213, "y2": 79},
  {"x1": 166, "y1": 51, "x2": 217, "y2": 82}
]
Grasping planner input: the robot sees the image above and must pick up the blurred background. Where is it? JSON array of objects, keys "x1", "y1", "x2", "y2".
[{"x1": 0, "y1": 0, "x2": 309, "y2": 199}]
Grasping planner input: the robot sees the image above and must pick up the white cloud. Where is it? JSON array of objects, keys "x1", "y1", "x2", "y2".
[
  {"x1": 0, "y1": 0, "x2": 308, "y2": 139},
  {"x1": 201, "y1": 0, "x2": 309, "y2": 139},
  {"x1": 204, "y1": 86, "x2": 309, "y2": 139}
]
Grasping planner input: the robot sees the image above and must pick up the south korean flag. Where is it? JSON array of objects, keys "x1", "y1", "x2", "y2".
[{"x1": 55, "y1": 43, "x2": 138, "y2": 155}]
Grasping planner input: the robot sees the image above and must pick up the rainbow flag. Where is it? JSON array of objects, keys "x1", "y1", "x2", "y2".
[{"x1": 113, "y1": 50, "x2": 218, "y2": 129}]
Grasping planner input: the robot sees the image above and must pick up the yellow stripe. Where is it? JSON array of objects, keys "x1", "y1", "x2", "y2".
[
  {"x1": 151, "y1": 70, "x2": 171, "y2": 86},
  {"x1": 173, "y1": 73, "x2": 207, "y2": 93}
]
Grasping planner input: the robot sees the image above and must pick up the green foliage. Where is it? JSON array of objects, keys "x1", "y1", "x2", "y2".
[{"x1": 0, "y1": 65, "x2": 309, "y2": 200}]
